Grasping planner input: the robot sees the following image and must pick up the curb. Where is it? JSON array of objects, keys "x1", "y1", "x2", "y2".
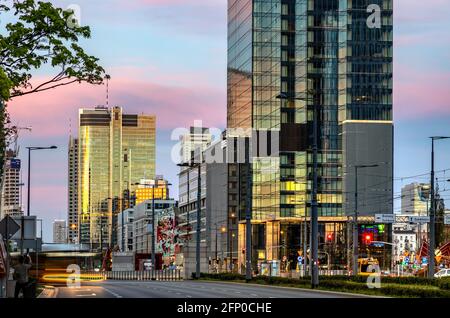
[{"x1": 197, "y1": 279, "x2": 388, "y2": 298}]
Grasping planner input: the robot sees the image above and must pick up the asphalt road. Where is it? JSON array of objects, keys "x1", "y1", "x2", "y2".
[{"x1": 52, "y1": 280, "x2": 370, "y2": 298}]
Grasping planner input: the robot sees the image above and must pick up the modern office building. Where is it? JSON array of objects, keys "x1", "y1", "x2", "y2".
[
  {"x1": 401, "y1": 183, "x2": 430, "y2": 215},
  {"x1": 117, "y1": 208, "x2": 134, "y2": 252},
  {"x1": 227, "y1": 0, "x2": 393, "y2": 271},
  {"x1": 178, "y1": 131, "x2": 231, "y2": 275},
  {"x1": 67, "y1": 136, "x2": 78, "y2": 243},
  {"x1": 0, "y1": 150, "x2": 22, "y2": 218},
  {"x1": 178, "y1": 127, "x2": 212, "y2": 243},
  {"x1": 78, "y1": 106, "x2": 156, "y2": 250},
  {"x1": 53, "y1": 220, "x2": 67, "y2": 244},
  {"x1": 134, "y1": 177, "x2": 170, "y2": 206},
  {"x1": 180, "y1": 126, "x2": 213, "y2": 164}
]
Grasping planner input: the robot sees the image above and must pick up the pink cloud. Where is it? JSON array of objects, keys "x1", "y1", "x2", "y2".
[
  {"x1": 7, "y1": 69, "x2": 226, "y2": 138},
  {"x1": 395, "y1": 0, "x2": 450, "y2": 24},
  {"x1": 394, "y1": 64, "x2": 450, "y2": 119}
]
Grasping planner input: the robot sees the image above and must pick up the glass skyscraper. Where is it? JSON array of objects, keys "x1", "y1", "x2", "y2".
[
  {"x1": 228, "y1": 0, "x2": 393, "y2": 271},
  {"x1": 78, "y1": 106, "x2": 156, "y2": 249}
]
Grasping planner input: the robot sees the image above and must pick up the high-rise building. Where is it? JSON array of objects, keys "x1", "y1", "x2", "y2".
[
  {"x1": 401, "y1": 183, "x2": 430, "y2": 215},
  {"x1": 0, "y1": 150, "x2": 22, "y2": 219},
  {"x1": 227, "y1": 0, "x2": 393, "y2": 270},
  {"x1": 178, "y1": 127, "x2": 212, "y2": 243},
  {"x1": 67, "y1": 136, "x2": 78, "y2": 243},
  {"x1": 53, "y1": 220, "x2": 67, "y2": 244},
  {"x1": 78, "y1": 106, "x2": 156, "y2": 249},
  {"x1": 180, "y1": 126, "x2": 212, "y2": 164}
]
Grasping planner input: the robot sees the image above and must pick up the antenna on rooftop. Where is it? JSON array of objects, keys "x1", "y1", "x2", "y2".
[{"x1": 105, "y1": 74, "x2": 111, "y2": 107}]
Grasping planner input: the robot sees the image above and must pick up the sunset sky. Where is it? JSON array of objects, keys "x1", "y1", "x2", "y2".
[{"x1": 5, "y1": 0, "x2": 450, "y2": 241}]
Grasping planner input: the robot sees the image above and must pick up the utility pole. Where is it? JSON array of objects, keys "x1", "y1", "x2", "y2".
[
  {"x1": 352, "y1": 166, "x2": 359, "y2": 276},
  {"x1": 310, "y1": 93, "x2": 319, "y2": 288},
  {"x1": 428, "y1": 137, "x2": 450, "y2": 278},
  {"x1": 352, "y1": 164, "x2": 379, "y2": 275},
  {"x1": 151, "y1": 183, "x2": 156, "y2": 273},
  {"x1": 196, "y1": 163, "x2": 201, "y2": 279},
  {"x1": 245, "y1": 157, "x2": 252, "y2": 281}
]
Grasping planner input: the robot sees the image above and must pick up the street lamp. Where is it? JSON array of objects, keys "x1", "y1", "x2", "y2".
[
  {"x1": 22, "y1": 146, "x2": 57, "y2": 253},
  {"x1": 352, "y1": 164, "x2": 379, "y2": 276},
  {"x1": 277, "y1": 89, "x2": 318, "y2": 288},
  {"x1": 428, "y1": 136, "x2": 450, "y2": 278},
  {"x1": 178, "y1": 161, "x2": 202, "y2": 279}
]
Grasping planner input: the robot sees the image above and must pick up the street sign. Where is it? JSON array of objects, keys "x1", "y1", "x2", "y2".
[
  {"x1": 375, "y1": 214, "x2": 395, "y2": 223},
  {"x1": 297, "y1": 256, "x2": 303, "y2": 264},
  {"x1": 445, "y1": 214, "x2": 450, "y2": 225},
  {"x1": 0, "y1": 216, "x2": 20, "y2": 240},
  {"x1": 409, "y1": 216, "x2": 430, "y2": 224}
]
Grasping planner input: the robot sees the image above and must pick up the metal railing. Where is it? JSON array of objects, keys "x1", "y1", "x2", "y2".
[{"x1": 104, "y1": 270, "x2": 183, "y2": 281}]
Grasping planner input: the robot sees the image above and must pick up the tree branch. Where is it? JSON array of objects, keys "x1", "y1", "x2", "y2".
[{"x1": 10, "y1": 78, "x2": 80, "y2": 98}]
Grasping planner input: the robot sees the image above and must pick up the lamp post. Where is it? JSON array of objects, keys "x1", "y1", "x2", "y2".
[
  {"x1": 428, "y1": 137, "x2": 450, "y2": 278},
  {"x1": 22, "y1": 146, "x2": 57, "y2": 253},
  {"x1": 215, "y1": 224, "x2": 226, "y2": 273},
  {"x1": 277, "y1": 89, "x2": 318, "y2": 288},
  {"x1": 352, "y1": 164, "x2": 379, "y2": 275}
]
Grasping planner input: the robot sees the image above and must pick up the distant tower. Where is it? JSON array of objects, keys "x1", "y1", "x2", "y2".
[
  {"x1": 53, "y1": 220, "x2": 67, "y2": 244},
  {"x1": 68, "y1": 135, "x2": 79, "y2": 243}
]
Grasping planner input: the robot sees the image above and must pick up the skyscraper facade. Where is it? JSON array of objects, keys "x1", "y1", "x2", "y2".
[
  {"x1": 78, "y1": 106, "x2": 156, "y2": 249},
  {"x1": 0, "y1": 150, "x2": 22, "y2": 218},
  {"x1": 68, "y1": 136, "x2": 78, "y2": 243},
  {"x1": 227, "y1": 0, "x2": 393, "y2": 270}
]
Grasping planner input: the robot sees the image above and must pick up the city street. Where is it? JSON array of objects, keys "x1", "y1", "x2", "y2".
[{"x1": 49, "y1": 280, "x2": 370, "y2": 299}]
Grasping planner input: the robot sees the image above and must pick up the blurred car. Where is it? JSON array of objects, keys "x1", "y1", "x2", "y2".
[{"x1": 434, "y1": 268, "x2": 450, "y2": 278}]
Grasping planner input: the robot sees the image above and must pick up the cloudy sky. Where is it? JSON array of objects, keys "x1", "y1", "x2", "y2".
[{"x1": 5, "y1": 0, "x2": 450, "y2": 241}]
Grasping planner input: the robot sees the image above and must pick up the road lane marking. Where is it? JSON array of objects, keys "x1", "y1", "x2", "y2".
[{"x1": 101, "y1": 287, "x2": 123, "y2": 298}]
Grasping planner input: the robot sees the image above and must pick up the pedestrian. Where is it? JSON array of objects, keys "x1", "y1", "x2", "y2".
[{"x1": 13, "y1": 254, "x2": 32, "y2": 298}]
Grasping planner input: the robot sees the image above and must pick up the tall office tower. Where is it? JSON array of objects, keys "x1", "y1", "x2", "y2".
[
  {"x1": 0, "y1": 150, "x2": 22, "y2": 218},
  {"x1": 227, "y1": 0, "x2": 393, "y2": 270},
  {"x1": 78, "y1": 106, "x2": 156, "y2": 249},
  {"x1": 401, "y1": 183, "x2": 430, "y2": 216},
  {"x1": 178, "y1": 127, "x2": 212, "y2": 243},
  {"x1": 53, "y1": 219, "x2": 67, "y2": 244},
  {"x1": 67, "y1": 136, "x2": 78, "y2": 243},
  {"x1": 180, "y1": 126, "x2": 212, "y2": 164}
]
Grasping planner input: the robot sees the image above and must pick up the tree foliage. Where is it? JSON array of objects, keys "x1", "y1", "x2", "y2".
[
  {"x1": 0, "y1": 0, "x2": 105, "y2": 192},
  {"x1": 0, "y1": 0, "x2": 105, "y2": 100}
]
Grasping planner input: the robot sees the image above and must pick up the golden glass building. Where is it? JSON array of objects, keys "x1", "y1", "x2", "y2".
[
  {"x1": 78, "y1": 106, "x2": 156, "y2": 249},
  {"x1": 134, "y1": 178, "x2": 170, "y2": 205}
]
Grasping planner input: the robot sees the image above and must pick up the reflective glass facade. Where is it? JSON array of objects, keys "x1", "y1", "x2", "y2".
[
  {"x1": 228, "y1": 0, "x2": 393, "y2": 268},
  {"x1": 78, "y1": 107, "x2": 156, "y2": 249}
]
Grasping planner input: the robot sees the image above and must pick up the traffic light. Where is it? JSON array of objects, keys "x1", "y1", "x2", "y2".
[
  {"x1": 364, "y1": 233, "x2": 373, "y2": 245},
  {"x1": 326, "y1": 233, "x2": 333, "y2": 242}
]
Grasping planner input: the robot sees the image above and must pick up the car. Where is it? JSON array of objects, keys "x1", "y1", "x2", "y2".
[{"x1": 434, "y1": 269, "x2": 450, "y2": 278}]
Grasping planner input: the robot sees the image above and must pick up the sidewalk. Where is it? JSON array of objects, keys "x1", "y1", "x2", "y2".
[{"x1": 37, "y1": 286, "x2": 58, "y2": 298}]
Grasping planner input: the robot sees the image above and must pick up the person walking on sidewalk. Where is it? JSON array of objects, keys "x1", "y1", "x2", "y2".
[{"x1": 13, "y1": 254, "x2": 32, "y2": 298}]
